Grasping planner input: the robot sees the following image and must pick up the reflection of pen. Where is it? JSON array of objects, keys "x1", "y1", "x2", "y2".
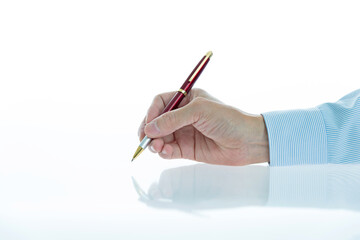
[
  {"x1": 131, "y1": 176, "x2": 150, "y2": 200},
  {"x1": 131, "y1": 51, "x2": 213, "y2": 161}
]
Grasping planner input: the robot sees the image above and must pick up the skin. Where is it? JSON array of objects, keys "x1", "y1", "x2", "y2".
[{"x1": 138, "y1": 88, "x2": 270, "y2": 166}]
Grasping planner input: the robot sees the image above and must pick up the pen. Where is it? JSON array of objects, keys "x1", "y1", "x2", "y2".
[{"x1": 132, "y1": 51, "x2": 213, "y2": 161}]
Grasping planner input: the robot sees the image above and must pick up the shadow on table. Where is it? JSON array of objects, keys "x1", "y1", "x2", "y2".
[{"x1": 132, "y1": 163, "x2": 360, "y2": 212}]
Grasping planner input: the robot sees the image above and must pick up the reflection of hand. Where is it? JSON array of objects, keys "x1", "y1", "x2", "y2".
[
  {"x1": 146, "y1": 164, "x2": 270, "y2": 208},
  {"x1": 138, "y1": 89, "x2": 269, "y2": 166},
  {"x1": 135, "y1": 164, "x2": 360, "y2": 212}
]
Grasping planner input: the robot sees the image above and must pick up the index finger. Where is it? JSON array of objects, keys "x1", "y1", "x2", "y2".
[
  {"x1": 146, "y1": 88, "x2": 212, "y2": 124},
  {"x1": 146, "y1": 91, "x2": 180, "y2": 124}
]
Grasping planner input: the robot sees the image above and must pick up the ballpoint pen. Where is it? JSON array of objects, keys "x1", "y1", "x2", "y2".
[{"x1": 131, "y1": 51, "x2": 213, "y2": 161}]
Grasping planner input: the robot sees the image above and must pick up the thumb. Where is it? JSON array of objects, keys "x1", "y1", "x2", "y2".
[{"x1": 144, "y1": 100, "x2": 201, "y2": 138}]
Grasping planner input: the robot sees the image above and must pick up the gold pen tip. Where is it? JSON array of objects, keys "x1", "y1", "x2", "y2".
[
  {"x1": 131, "y1": 146, "x2": 144, "y2": 162},
  {"x1": 206, "y1": 51, "x2": 213, "y2": 58}
]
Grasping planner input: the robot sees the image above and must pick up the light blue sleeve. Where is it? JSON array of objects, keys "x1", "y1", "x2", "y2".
[{"x1": 262, "y1": 89, "x2": 360, "y2": 166}]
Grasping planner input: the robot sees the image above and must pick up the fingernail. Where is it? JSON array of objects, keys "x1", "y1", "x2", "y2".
[
  {"x1": 138, "y1": 127, "x2": 141, "y2": 137},
  {"x1": 150, "y1": 145, "x2": 156, "y2": 153},
  {"x1": 161, "y1": 148, "x2": 167, "y2": 155},
  {"x1": 146, "y1": 121, "x2": 160, "y2": 136}
]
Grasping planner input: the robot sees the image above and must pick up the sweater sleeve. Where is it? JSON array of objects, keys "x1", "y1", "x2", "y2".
[{"x1": 262, "y1": 89, "x2": 360, "y2": 166}]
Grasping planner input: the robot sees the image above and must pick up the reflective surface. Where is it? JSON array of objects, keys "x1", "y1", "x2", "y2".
[
  {"x1": 135, "y1": 164, "x2": 360, "y2": 212},
  {"x1": 1, "y1": 117, "x2": 360, "y2": 239}
]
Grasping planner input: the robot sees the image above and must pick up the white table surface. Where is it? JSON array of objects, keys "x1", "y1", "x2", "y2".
[{"x1": 1, "y1": 103, "x2": 360, "y2": 240}]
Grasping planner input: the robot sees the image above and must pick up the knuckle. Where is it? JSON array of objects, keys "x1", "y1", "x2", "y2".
[
  {"x1": 192, "y1": 96, "x2": 208, "y2": 106},
  {"x1": 193, "y1": 88, "x2": 206, "y2": 96},
  {"x1": 153, "y1": 94, "x2": 163, "y2": 106},
  {"x1": 188, "y1": 88, "x2": 206, "y2": 99}
]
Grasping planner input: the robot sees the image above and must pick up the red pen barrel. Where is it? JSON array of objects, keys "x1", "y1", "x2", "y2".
[
  {"x1": 161, "y1": 92, "x2": 185, "y2": 113},
  {"x1": 161, "y1": 55, "x2": 211, "y2": 114}
]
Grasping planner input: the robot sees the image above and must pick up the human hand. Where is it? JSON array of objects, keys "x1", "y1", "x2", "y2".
[{"x1": 138, "y1": 89, "x2": 269, "y2": 166}]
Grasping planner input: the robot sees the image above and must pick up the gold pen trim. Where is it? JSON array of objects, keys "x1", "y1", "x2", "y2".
[{"x1": 178, "y1": 89, "x2": 187, "y2": 96}]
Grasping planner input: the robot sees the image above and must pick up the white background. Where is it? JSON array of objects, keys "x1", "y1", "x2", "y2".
[
  {"x1": 1, "y1": 0, "x2": 360, "y2": 239},
  {"x1": 1, "y1": 0, "x2": 360, "y2": 130}
]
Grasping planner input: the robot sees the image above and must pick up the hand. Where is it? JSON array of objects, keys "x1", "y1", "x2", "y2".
[{"x1": 138, "y1": 88, "x2": 269, "y2": 166}]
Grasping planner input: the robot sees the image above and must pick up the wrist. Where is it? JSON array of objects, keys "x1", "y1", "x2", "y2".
[{"x1": 246, "y1": 114, "x2": 270, "y2": 164}]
